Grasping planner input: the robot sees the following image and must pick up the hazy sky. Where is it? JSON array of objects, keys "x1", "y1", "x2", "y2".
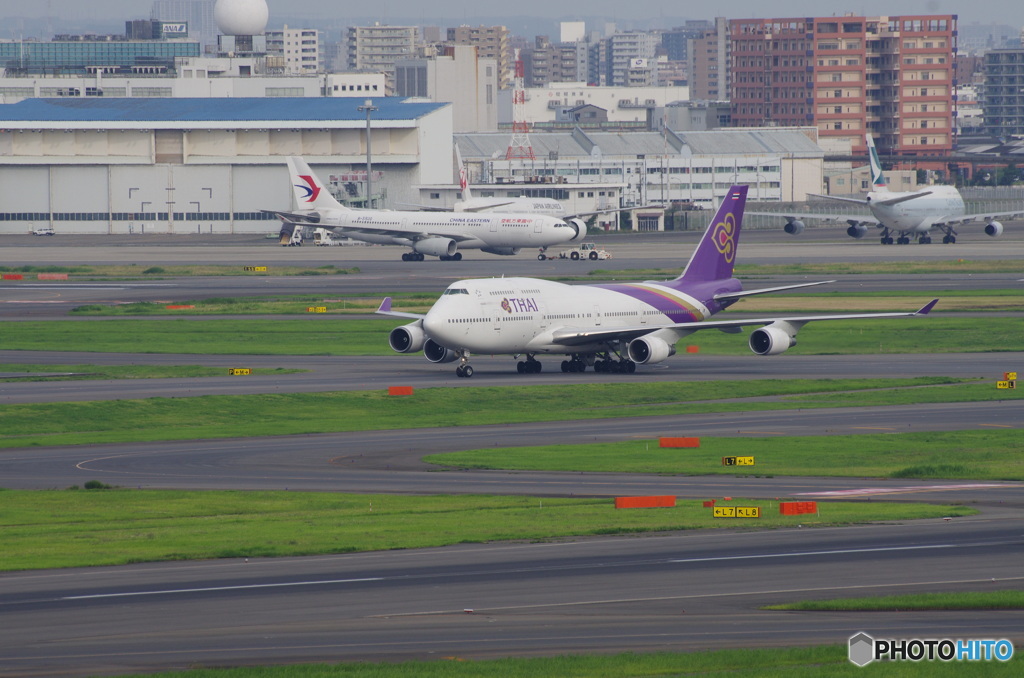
[{"x1": 0, "y1": 0, "x2": 1019, "y2": 29}]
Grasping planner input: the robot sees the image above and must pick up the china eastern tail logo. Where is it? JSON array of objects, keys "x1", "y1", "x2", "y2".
[
  {"x1": 295, "y1": 175, "x2": 321, "y2": 203},
  {"x1": 712, "y1": 212, "x2": 737, "y2": 263}
]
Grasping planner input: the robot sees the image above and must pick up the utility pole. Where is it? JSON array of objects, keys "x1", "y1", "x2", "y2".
[{"x1": 358, "y1": 99, "x2": 378, "y2": 208}]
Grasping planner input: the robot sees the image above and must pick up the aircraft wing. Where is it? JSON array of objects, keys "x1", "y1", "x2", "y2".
[
  {"x1": 746, "y1": 210, "x2": 881, "y2": 227},
  {"x1": 935, "y1": 209, "x2": 1024, "y2": 227},
  {"x1": 550, "y1": 299, "x2": 938, "y2": 347},
  {"x1": 263, "y1": 209, "x2": 321, "y2": 225},
  {"x1": 375, "y1": 297, "x2": 425, "y2": 320}
]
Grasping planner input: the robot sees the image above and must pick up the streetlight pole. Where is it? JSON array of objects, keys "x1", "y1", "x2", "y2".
[{"x1": 357, "y1": 99, "x2": 378, "y2": 208}]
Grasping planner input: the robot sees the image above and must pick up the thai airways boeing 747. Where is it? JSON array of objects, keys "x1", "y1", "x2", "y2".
[{"x1": 379, "y1": 184, "x2": 937, "y2": 377}]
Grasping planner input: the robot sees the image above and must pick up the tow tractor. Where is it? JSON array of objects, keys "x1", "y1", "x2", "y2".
[{"x1": 539, "y1": 242, "x2": 611, "y2": 261}]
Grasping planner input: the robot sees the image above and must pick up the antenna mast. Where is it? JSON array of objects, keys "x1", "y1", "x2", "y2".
[{"x1": 506, "y1": 49, "x2": 535, "y2": 160}]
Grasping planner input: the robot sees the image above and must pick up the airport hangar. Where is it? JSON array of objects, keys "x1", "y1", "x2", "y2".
[{"x1": 0, "y1": 97, "x2": 452, "y2": 235}]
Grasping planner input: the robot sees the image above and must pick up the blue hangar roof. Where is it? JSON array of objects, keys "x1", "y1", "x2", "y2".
[{"x1": 0, "y1": 97, "x2": 448, "y2": 123}]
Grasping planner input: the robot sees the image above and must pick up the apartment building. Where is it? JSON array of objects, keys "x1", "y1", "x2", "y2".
[
  {"x1": 729, "y1": 15, "x2": 956, "y2": 156},
  {"x1": 446, "y1": 25, "x2": 512, "y2": 88},
  {"x1": 266, "y1": 26, "x2": 320, "y2": 75},
  {"x1": 983, "y1": 49, "x2": 1024, "y2": 136},
  {"x1": 346, "y1": 24, "x2": 419, "y2": 93}
]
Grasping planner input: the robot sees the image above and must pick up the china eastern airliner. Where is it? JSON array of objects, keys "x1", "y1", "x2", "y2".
[
  {"x1": 266, "y1": 158, "x2": 585, "y2": 261},
  {"x1": 752, "y1": 135, "x2": 1023, "y2": 245},
  {"x1": 378, "y1": 185, "x2": 937, "y2": 377}
]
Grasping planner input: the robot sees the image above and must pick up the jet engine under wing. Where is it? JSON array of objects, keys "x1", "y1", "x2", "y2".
[{"x1": 550, "y1": 299, "x2": 938, "y2": 347}]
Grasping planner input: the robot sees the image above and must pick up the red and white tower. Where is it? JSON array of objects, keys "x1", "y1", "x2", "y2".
[{"x1": 506, "y1": 50, "x2": 535, "y2": 160}]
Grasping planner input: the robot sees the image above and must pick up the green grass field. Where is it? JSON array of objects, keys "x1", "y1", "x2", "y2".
[
  {"x1": 109, "y1": 645, "x2": 1023, "y2": 678},
  {"x1": 4, "y1": 378, "x2": 1013, "y2": 449},
  {"x1": 0, "y1": 489, "x2": 975, "y2": 571},
  {"x1": 765, "y1": 591, "x2": 1024, "y2": 611},
  {"x1": 425, "y1": 429, "x2": 1024, "y2": 480},
  {"x1": 0, "y1": 316, "x2": 1021, "y2": 355},
  {"x1": 0, "y1": 363, "x2": 300, "y2": 381}
]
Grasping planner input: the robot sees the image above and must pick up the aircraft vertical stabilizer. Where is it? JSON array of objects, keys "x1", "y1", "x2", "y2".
[
  {"x1": 287, "y1": 157, "x2": 349, "y2": 212},
  {"x1": 678, "y1": 185, "x2": 748, "y2": 283},
  {"x1": 866, "y1": 134, "x2": 888, "y2": 192}
]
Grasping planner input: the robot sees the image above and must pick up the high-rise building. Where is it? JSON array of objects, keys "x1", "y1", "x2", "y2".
[
  {"x1": 687, "y1": 18, "x2": 729, "y2": 101},
  {"x1": 604, "y1": 31, "x2": 658, "y2": 87},
  {"x1": 347, "y1": 24, "x2": 420, "y2": 93},
  {"x1": 729, "y1": 15, "x2": 956, "y2": 156},
  {"x1": 266, "y1": 26, "x2": 321, "y2": 75},
  {"x1": 983, "y1": 49, "x2": 1024, "y2": 136},
  {"x1": 446, "y1": 25, "x2": 512, "y2": 89}
]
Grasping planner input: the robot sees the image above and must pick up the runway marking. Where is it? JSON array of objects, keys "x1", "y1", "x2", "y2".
[
  {"x1": 668, "y1": 543, "x2": 955, "y2": 564},
  {"x1": 979, "y1": 424, "x2": 1016, "y2": 428},
  {"x1": 377, "y1": 575, "x2": 1024, "y2": 617},
  {"x1": 797, "y1": 483, "x2": 1014, "y2": 497},
  {"x1": 62, "y1": 577, "x2": 383, "y2": 601},
  {"x1": 849, "y1": 426, "x2": 898, "y2": 431},
  {"x1": 742, "y1": 431, "x2": 787, "y2": 435}
]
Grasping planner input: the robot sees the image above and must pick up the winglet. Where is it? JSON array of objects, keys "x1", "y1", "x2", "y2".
[
  {"x1": 377, "y1": 297, "x2": 393, "y2": 314},
  {"x1": 916, "y1": 299, "x2": 939, "y2": 315}
]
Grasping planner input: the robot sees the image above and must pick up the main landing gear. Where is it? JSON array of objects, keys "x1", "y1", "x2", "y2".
[
  {"x1": 517, "y1": 355, "x2": 543, "y2": 373},
  {"x1": 402, "y1": 252, "x2": 463, "y2": 261},
  {"x1": 559, "y1": 353, "x2": 636, "y2": 374}
]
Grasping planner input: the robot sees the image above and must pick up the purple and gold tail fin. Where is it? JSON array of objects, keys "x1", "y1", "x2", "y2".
[{"x1": 678, "y1": 185, "x2": 748, "y2": 283}]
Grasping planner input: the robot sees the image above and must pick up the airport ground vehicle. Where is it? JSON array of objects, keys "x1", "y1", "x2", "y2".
[
  {"x1": 32, "y1": 226, "x2": 55, "y2": 236},
  {"x1": 539, "y1": 242, "x2": 611, "y2": 261}
]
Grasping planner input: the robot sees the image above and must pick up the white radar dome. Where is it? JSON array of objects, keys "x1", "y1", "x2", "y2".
[{"x1": 215, "y1": 0, "x2": 269, "y2": 36}]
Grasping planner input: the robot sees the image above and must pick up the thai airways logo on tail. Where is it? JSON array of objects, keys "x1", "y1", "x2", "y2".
[
  {"x1": 711, "y1": 212, "x2": 737, "y2": 263},
  {"x1": 295, "y1": 175, "x2": 321, "y2": 203},
  {"x1": 679, "y1": 186, "x2": 747, "y2": 283}
]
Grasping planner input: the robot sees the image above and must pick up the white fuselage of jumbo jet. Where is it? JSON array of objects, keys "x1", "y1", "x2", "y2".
[
  {"x1": 422, "y1": 276, "x2": 712, "y2": 355},
  {"x1": 456, "y1": 197, "x2": 567, "y2": 218},
  {"x1": 868, "y1": 185, "x2": 965, "y2": 234}
]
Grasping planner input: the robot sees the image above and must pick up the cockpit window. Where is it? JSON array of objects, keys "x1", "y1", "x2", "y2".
[{"x1": 443, "y1": 288, "x2": 470, "y2": 295}]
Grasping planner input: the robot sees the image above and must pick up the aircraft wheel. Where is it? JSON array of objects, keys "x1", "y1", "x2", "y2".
[
  {"x1": 531, "y1": 361, "x2": 542, "y2": 374},
  {"x1": 517, "y1": 361, "x2": 526, "y2": 374},
  {"x1": 537, "y1": 254, "x2": 546, "y2": 260},
  {"x1": 561, "y1": 360, "x2": 570, "y2": 373},
  {"x1": 463, "y1": 365, "x2": 474, "y2": 378},
  {"x1": 949, "y1": 235, "x2": 956, "y2": 244},
  {"x1": 880, "y1": 237, "x2": 887, "y2": 245},
  {"x1": 453, "y1": 252, "x2": 462, "y2": 261},
  {"x1": 626, "y1": 360, "x2": 636, "y2": 374},
  {"x1": 401, "y1": 253, "x2": 410, "y2": 261},
  {"x1": 456, "y1": 365, "x2": 465, "y2": 378}
]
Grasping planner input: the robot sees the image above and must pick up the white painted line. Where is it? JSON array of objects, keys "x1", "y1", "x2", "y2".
[
  {"x1": 798, "y1": 483, "x2": 1014, "y2": 497},
  {"x1": 63, "y1": 577, "x2": 383, "y2": 601},
  {"x1": 668, "y1": 543, "x2": 955, "y2": 564}
]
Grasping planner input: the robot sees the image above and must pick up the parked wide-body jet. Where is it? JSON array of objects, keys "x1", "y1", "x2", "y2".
[
  {"x1": 267, "y1": 157, "x2": 585, "y2": 261},
  {"x1": 751, "y1": 134, "x2": 1022, "y2": 245},
  {"x1": 379, "y1": 184, "x2": 937, "y2": 377}
]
